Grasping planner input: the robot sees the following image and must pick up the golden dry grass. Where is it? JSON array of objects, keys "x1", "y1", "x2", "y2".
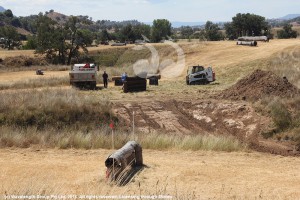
[
  {"x1": 0, "y1": 148, "x2": 300, "y2": 199},
  {"x1": 0, "y1": 49, "x2": 35, "y2": 58},
  {"x1": 0, "y1": 71, "x2": 69, "y2": 84}
]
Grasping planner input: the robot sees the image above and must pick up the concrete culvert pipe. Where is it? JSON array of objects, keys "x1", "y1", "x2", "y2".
[{"x1": 105, "y1": 141, "x2": 143, "y2": 181}]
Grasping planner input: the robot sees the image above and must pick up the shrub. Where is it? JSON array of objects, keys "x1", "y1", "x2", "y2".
[
  {"x1": 277, "y1": 24, "x2": 298, "y2": 39},
  {"x1": 268, "y1": 99, "x2": 292, "y2": 131}
]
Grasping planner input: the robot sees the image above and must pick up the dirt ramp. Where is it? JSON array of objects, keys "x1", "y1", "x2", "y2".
[{"x1": 219, "y1": 69, "x2": 300, "y2": 101}]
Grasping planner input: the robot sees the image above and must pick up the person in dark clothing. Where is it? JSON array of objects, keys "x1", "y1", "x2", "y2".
[{"x1": 102, "y1": 71, "x2": 108, "y2": 88}]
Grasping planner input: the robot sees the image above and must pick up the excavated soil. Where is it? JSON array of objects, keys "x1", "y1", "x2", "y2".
[{"x1": 219, "y1": 69, "x2": 300, "y2": 101}]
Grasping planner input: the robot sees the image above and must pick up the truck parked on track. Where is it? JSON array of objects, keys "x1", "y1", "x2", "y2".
[{"x1": 69, "y1": 63, "x2": 98, "y2": 89}]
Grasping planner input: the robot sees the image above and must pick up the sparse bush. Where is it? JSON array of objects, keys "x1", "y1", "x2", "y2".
[
  {"x1": 268, "y1": 98, "x2": 292, "y2": 131},
  {"x1": 23, "y1": 36, "x2": 38, "y2": 50},
  {"x1": 277, "y1": 23, "x2": 298, "y2": 39}
]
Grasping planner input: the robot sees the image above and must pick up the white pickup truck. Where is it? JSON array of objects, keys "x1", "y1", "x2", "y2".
[{"x1": 69, "y1": 63, "x2": 98, "y2": 89}]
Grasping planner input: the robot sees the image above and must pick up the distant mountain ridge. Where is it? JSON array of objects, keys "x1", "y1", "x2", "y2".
[
  {"x1": 171, "y1": 21, "x2": 205, "y2": 28},
  {"x1": 0, "y1": 6, "x2": 5, "y2": 12},
  {"x1": 279, "y1": 14, "x2": 300, "y2": 20},
  {"x1": 145, "y1": 21, "x2": 206, "y2": 28}
]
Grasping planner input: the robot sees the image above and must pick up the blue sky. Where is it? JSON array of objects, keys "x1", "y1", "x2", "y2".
[{"x1": 1, "y1": 0, "x2": 300, "y2": 22}]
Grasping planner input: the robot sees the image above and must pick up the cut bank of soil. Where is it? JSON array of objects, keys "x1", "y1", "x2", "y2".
[{"x1": 113, "y1": 99, "x2": 299, "y2": 156}]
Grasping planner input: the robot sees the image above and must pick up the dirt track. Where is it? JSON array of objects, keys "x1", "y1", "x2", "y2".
[{"x1": 1, "y1": 148, "x2": 300, "y2": 199}]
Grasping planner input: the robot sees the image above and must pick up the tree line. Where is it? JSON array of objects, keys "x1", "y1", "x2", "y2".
[{"x1": 0, "y1": 10, "x2": 298, "y2": 64}]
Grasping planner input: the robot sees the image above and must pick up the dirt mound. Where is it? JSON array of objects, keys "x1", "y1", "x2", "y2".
[{"x1": 219, "y1": 69, "x2": 300, "y2": 101}]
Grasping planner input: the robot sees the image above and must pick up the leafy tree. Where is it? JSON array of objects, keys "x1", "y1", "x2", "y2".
[
  {"x1": 133, "y1": 24, "x2": 151, "y2": 40},
  {"x1": 180, "y1": 26, "x2": 194, "y2": 39},
  {"x1": 0, "y1": 25, "x2": 21, "y2": 50},
  {"x1": 35, "y1": 14, "x2": 92, "y2": 65},
  {"x1": 11, "y1": 17, "x2": 21, "y2": 27},
  {"x1": 225, "y1": 13, "x2": 269, "y2": 39},
  {"x1": 23, "y1": 35, "x2": 37, "y2": 50},
  {"x1": 65, "y1": 16, "x2": 92, "y2": 65},
  {"x1": 4, "y1": 9, "x2": 13, "y2": 18},
  {"x1": 121, "y1": 24, "x2": 135, "y2": 42},
  {"x1": 19, "y1": 15, "x2": 39, "y2": 33},
  {"x1": 205, "y1": 21, "x2": 224, "y2": 41},
  {"x1": 277, "y1": 23, "x2": 298, "y2": 39},
  {"x1": 151, "y1": 19, "x2": 172, "y2": 42},
  {"x1": 99, "y1": 29, "x2": 110, "y2": 42},
  {"x1": 224, "y1": 22, "x2": 236, "y2": 40},
  {"x1": 35, "y1": 13, "x2": 57, "y2": 54}
]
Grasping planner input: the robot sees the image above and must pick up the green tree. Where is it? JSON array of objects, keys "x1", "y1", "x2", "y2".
[
  {"x1": 180, "y1": 26, "x2": 194, "y2": 39},
  {"x1": 151, "y1": 19, "x2": 172, "y2": 42},
  {"x1": 121, "y1": 24, "x2": 135, "y2": 42},
  {"x1": 4, "y1": 9, "x2": 13, "y2": 18},
  {"x1": 205, "y1": 21, "x2": 224, "y2": 41},
  {"x1": 99, "y1": 29, "x2": 110, "y2": 42},
  {"x1": 35, "y1": 13, "x2": 57, "y2": 54},
  {"x1": 0, "y1": 25, "x2": 21, "y2": 50},
  {"x1": 225, "y1": 13, "x2": 269, "y2": 39},
  {"x1": 23, "y1": 35, "x2": 37, "y2": 50},
  {"x1": 35, "y1": 14, "x2": 92, "y2": 65},
  {"x1": 65, "y1": 16, "x2": 92, "y2": 65},
  {"x1": 133, "y1": 24, "x2": 151, "y2": 40},
  {"x1": 224, "y1": 22, "x2": 236, "y2": 40},
  {"x1": 277, "y1": 23, "x2": 298, "y2": 39}
]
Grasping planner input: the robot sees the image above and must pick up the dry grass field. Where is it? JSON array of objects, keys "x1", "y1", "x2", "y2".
[
  {"x1": 1, "y1": 39, "x2": 300, "y2": 199},
  {"x1": 1, "y1": 148, "x2": 300, "y2": 199},
  {"x1": 0, "y1": 49, "x2": 35, "y2": 58},
  {"x1": 0, "y1": 71, "x2": 69, "y2": 83}
]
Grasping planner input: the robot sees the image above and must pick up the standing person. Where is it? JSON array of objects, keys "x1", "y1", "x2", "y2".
[
  {"x1": 121, "y1": 72, "x2": 127, "y2": 90},
  {"x1": 102, "y1": 71, "x2": 108, "y2": 88},
  {"x1": 121, "y1": 72, "x2": 127, "y2": 83}
]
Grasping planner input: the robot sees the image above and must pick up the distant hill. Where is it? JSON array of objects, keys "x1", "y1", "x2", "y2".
[
  {"x1": 0, "y1": 6, "x2": 5, "y2": 12},
  {"x1": 46, "y1": 11, "x2": 69, "y2": 25},
  {"x1": 279, "y1": 14, "x2": 300, "y2": 20},
  {"x1": 171, "y1": 21, "x2": 205, "y2": 28},
  {"x1": 145, "y1": 21, "x2": 205, "y2": 28}
]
